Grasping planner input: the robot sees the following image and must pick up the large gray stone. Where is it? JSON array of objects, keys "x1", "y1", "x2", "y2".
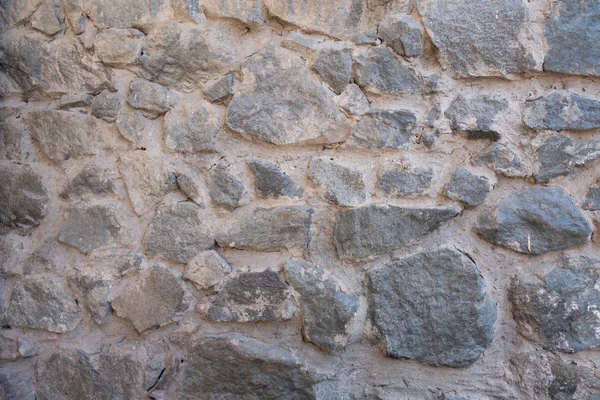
[
  {"x1": 333, "y1": 204, "x2": 459, "y2": 259},
  {"x1": 354, "y1": 46, "x2": 420, "y2": 94},
  {"x1": 0, "y1": 0, "x2": 41, "y2": 30},
  {"x1": 184, "y1": 250, "x2": 231, "y2": 291},
  {"x1": 248, "y1": 159, "x2": 303, "y2": 199},
  {"x1": 475, "y1": 187, "x2": 591, "y2": 255},
  {"x1": 87, "y1": 0, "x2": 157, "y2": 29},
  {"x1": 378, "y1": 14, "x2": 423, "y2": 57},
  {"x1": 61, "y1": 163, "x2": 115, "y2": 199},
  {"x1": 311, "y1": 48, "x2": 352, "y2": 94},
  {"x1": 351, "y1": 109, "x2": 417, "y2": 148},
  {"x1": 0, "y1": 237, "x2": 23, "y2": 276},
  {"x1": 164, "y1": 102, "x2": 219, "y2": 153},
  {"x1": 445, "y1": 169, "x2": 491, "y2": 208},
  {"x1": 58, "y1": 204, "x2": 121, "y2": 254},
  {"x1": 445, "y1": 95, "x2": 508, "y2": 141},
  {"x1": 95, "y1": 28, "x2": 143, "y2": 67},
  {"x1": 127, "y1": 78, "x2": 175, "y2": 118},
  {"x1": 202, "y1": 0, "x2": 265, "y2": 28},
  {"x1": 367, "y1": 248, "x2": 497, "y2": 367},
  {"x1": 68, "y1": 273, "x2": 111, "y2": 325},
  {"x1": 377, "y1": 166, "x2": 433, "y2": 198},
  {"x1": 0, "y1": 364, "x2": 35, "y2": 400},
  {"x1": 532, "y1": 133, "x2": 574, "y2": 183},
  {"x1": 308, "y1": 158, "x2": 366, "y2": 206},
  {"x1": 523, "y1": 92, "x2": 600, "y2": 131},
  {"x1": 473, "y1": 143, "x2": 527, "y2": 178}
]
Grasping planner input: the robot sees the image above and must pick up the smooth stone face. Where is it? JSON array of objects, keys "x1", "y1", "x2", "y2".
[
  {"x1": 377, "y1": 166, "x2": 433, "y2": 197},
  {"x1": 354, "y1": 46, "x2": 420, "y2": 94},
  {"x1": 583, "y1": 187, "x2": 600, "y2": 211},
  {"x1": 475, "y1": 187, "x2": 591, "y2": 255},
  {"x1": 88, "y1": 0, "x2": 155, "y2": 29},
  {"x1": 184, "y1": 250, "x2": 231, "y2": 291},
  {"x1": 378, "y1": 14, "x2": 423, "y2": 57},
  {"x1": 368, "y1": 248, "x2": 497, "y2": 367},
  {"x1": 202, "y1": 0, "x2": 265, "y2": 28},
  {"x1": 91, "y1": 90, "x2": 123, "y2": 121},
  {"x1": 208, "y1": 269, "x2": 294, "y2": 322},
  {"x1": 445, "y1": 95, "x2": 508, "y2": 141},
  {"x1": 61, "y1": 163, "x2": 115, "y2": 199},
  {"x1": 523, "y1": 92, "x2": 600, "y2": 131},
  {"x1": 6, "y1": 275, "x2": 81, "y2": 333},
  {"x1": 445, "y1": 168, "x2": 491, "y2": 208},
  {"x1": 127, "y1": 78, "x2": 175, "y2": 118},
  {"x1": 207, "y1": 161, "x2": 249, "y2": 210},
  {"x1": 473, "y1": 143, "x2": 527, "y2": 178},
  {"x1": 68, "y1": 273, "x2": 111, "y2": 325},
  {"x1": 308, "y1": 158, "x2": 366, "y2": 206},
  {"x1": 248, "y1": 159, "x2": 303, "y2": 199},
  {"x1": 333, "y1": 204, "x2": 459, "y2": 259},
  {"x1": 58, "y1": 204, "x2": 121, "y2": 254},
  {"x1": 164, "y1": 102, "x2": 219, "y2": 153},
  {"x1": 351, "y1": 109, "x2": 417, "y2": 148},
  {"x1": 95, "y1": 28, "x2": 143, "y2": 67},
  {"x1": 311, "y1": 48, "x2": 352, "y2": 94},
  {"x1": 337, "y1": 83, "x2": 370, "y2": 116},
  {"x1": 284, "y1": 259, "x2": 360, "y2": 353},
  {"x1": 202, "y1": 73, "x2": 234, "y2": 103},
  {"x1": 532, "y1": 133, "x2": 574, "y2": 183}
]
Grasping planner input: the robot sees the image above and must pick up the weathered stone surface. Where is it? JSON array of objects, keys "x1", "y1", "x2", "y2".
[
  {"x1": 308, "y1": 158, "x2": 366, "y2": 206},
  {"x1": 509, "y1": 256, "x2": 600, "y2": 352},
  {"x1": 473, "y1": 143, "x2": 527, "y2": 178},
  {"x1": 544, "y1": 0, "x2": 600, "y2": 77},
  {"x1": 445, "y1": 95, "x2": 507, "y2": 141},
  {"x1": 0, "y1": 237, "x2": 23, "y2": 276},
  {"x1": 91, "y1": 90, "x2": 123, "y2": 121},
  {"x1": 61, "y1": 163, "x2": 115, "y2": 199},
  {"x1": 127, "y1": 78, "x2": 175, "y2": 118},
  {"x1": 249, "y1": 159, "x2": 303, "y2": 199},
  {"x1": 337, "y1": 83, "x2": 370, "y2": 116},
  {"x1": 111, "y1": 266, "x2": 183, "y2": 332},
  {"x1": 0, "y1": 164, "x2": 49, "y2": 234},
  {"x1": 280, "y1": 32, "x2": 318, "y2": 58},
  {"x1": 202, "y1": 73, "x2": 234, "y2": 103},
  {"x1": 333, "y1": 204, "x2": 459, "y2": 259},
  {"x1": 475, "y1": 187, "x2": 591, "y2": 255},
  {"x1": 207, "y1": 160, "x2": 250, "y2": 210},
  {"x1": 6, "y1": 275, "x2": 81, "y2": 332},
  {"x1": 0, "y1": 336, "x2": 19, "y2": 360},
  {"x1": 59, "y1": 93, "x2": 92, "y2": 109},
  {"x1": 368, "y1": 248, "x2": 497, "y2": 367},
  {"x1": 217, "y1": 206, "x2": 313, "y2": 251},
  {"x1": 311, "y1": 48, "x2": 352, "y2": 94},
  {"x1": 184, "y1": 250, "x2": 231, "y2": 291},
  {"x1": 354, "y1": 46, "x2": 420, "y2": 94},
  {"x1": 87, "y1": 0, "x2": 156, "y2": 29},
  {"x1": 172, "y1": 0, "x2": 201, "y2": 23},
  {"x1": 208, "y1": 269, "x2": 294, "y2": 322},
  {"x1": 377, "y1": 166, "x2": 433, "y2": 197},
  {"x1": 0, "y1": 0, "x2": 41, "y2": 30},
  {"x1": 0, "y1": 118, "x2": 23, "y2": 160},
  {"x1": 284, "y1": 259, "x2": 360, "y2": 353},
  {"x1": 445, "y1": 169, "x2": 491, "y2": 208},
  {"x1": 524, "y1": 92, "x2": 600, "y2": 131},
  {"x1": 59, "y1": 204, "x2": 121, "y2": 254},
  {"x1": 116, "y1": 110, "x2": 145, "y2": 144},
  {"x1": 176, "y1": 171, "x2": 205, "y2": 205},
  {"x1": 202, "y1": 0, "x2": 265, "y2": 28},
  {"x1": 532, "y1": 133, "x2": 573, "y2": 183},
  {"x1": 0, "y1": 364, "x2": 35, "y2": 400},
  {"x1": 419, "y1": 0, "x2": 536, "y2": 77},
  {"x1": 68, "y1": 273, "x2": 111, "y2": 325},
  {"x1": 31, "y1": 0, "x2": 64, "y2": 36},
  {"x1": 179, "y1": 333, "x2": 317, "y2": 399},
  {"x1": 95, "y1": 28, "x2": 143, "y2": 67},
  {"x1": 583, "y1": 186, "x2": 600, "y2": 211},
  {"x1": 227, "y1": 48, "x2": 350, "y2": 145},
  {"x1": 143, "y1": 202, "x2": 214, "y2": 263},
  {"x1": 574, "y1": 139, "x2": 600, "y2": 167},
  {"x1": 164, "y1": 102, "x2": 219, "y2": 153},
  {"x1": 378, "y1": 14, "x2": 423, "y2": 57},
  {"x1": 351, "y1": 109, "x2": 417, "y2": 148}
]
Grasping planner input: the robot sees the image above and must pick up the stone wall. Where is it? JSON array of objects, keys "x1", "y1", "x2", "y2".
[{"x1": 1, "y1": 0, "x2": 600, "y2": 398}]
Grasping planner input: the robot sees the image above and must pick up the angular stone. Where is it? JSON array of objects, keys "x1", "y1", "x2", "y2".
[
  {"x1": 172, "y1": 0, "x2": 201, "y2": 23},
  {"x1": 308, "y1": 158, "x2": 366, "y2": 206},
  {"x1": 143, "y1": 202, "x2": 215, "y2": 263},
  {"x1": 0, "y1": 237, "x2": 23, "y2": 276},
  {"x1": 524, "y1": 92, "x2": 600, "y2": 131},
  {"x1": 0, "y1": 118, "x2": 23, "y2": 160},
  {"x1": 311, "y1": 48, "x2": 352, "y2": 94},
  {"x1": 368, "y1": 248, "x2": 497, "y2": 367},
  {"x1": 176, "y1": 171, "x2": 205, "y2": 205},
  {"x1": 544, "y1": 0, "x2": 600, "y2": 77},
  {"x1": 59, "y1": 93, "x2": 92, "y2": 109},
  {"x1": 20, "y1": 239, "x2": 56, "y2": 276},
  {"x1": 333, "y1": 204, "x2": 459, "y2": 259},
  {"x1": 95, "y1": 28, "x2": 143, "y2": 67},
  {"x1": 248, "y1": 159, "x2": 303, "y2": 199},
  {"x1": 532, "y1": 133, "x2": 574, "y2": 183},
  {"x1": 475, "y1": 187, "x2": 591, "y2": 255},
  {"x1": 284, "y1": 259, "x2": 360, "y2": 353},
  {"x1": 445, "y1": 169, "x2": 491, "y2": 208},
  {"x1": 59, "y1": 204, "x2": 121, "y2": 254},
  {"x1": 354, "y1": 46, "x2": 420, "y2": 94},
  {"x1": 91, "y1": 90, "x2": 123, "y2": 121},
  {"x1": 164, "y1": 102, "x2": 219, "y2": 153},
  {"x1": 377, "y1": 166, "x2": 433, "y2": 197},
  {"x1": 583, "y1": 187, "x2": 600, "y2": 211},
  {"x1": 0, "y1": 364, "x2": 35, "y2": 400},
  {"x1": 0, "y1": 0, "x2": 41, "y2": 29},
  {"x1": 31, "y1": 1, "x2": 64, "y2": 36},
  {"x1": 184, "y1": 250, "x2": 231, "y2": 291},
  {"x1": 207, "y1": 159, "x2": 250, "y2": 210},
  {"x1": 419, "y1": 0, "x2": 536, "y2": 77},
  {"x1": 0, "y1": 164, "x2": 49, "y2": 234},
  {"x1": 127, "y1": 78, "x2": 175, "y2": 118},
  {"x1": 473, "y1": 143, "x2": 527, "y2": 178},
  {"x1": 217, "y1": 206, "x2": 313, "y2": 251},
  {"x1": 6, "y1": 275, "x2": 81, "y2": 333},
  {"x1": 227, "y1": 48, "x2": 350, "y2": 145},
  {"x1": 351, "y1": 109, "x2": 417, "y2": 148},
  {"x1": 378, "y1": 14, "x2": 423, "y2": 57},
  {"x1": 208, "y1": 269, "x2": 294, "y2": 322},
  {"x1": 0, "y1": 336, "x2": 19, "y2": 360},
  {"x1": 88, "y1": 0, "x2": 156, "y2": 29},
  {"x1": 202, "y1": 0, "x2": 265, "y2": 29},
  {"x1": 445, "y1": 95, "x2": 507, "y2": 141},
  {"x1": 111, "y1": 266, "x2": 183, "y2": 332},
  {"x1": 574, "y1": 139, "x2": 600, "y2": 167},
  {"x1": 68, "y1": 273, "x2": 111, "y2": 325},
  {"x1": 202, "y1": 73, "x2": 234, "y2": 103},
  {"x1": 337, "y1": 83, "x2": 370, "y2": 116},
  {"x1": 509, "y1": 256, "x2": 600, "y2": 352},
  {"x1": 280, "y1": 32, "x2": 318, "y2": 58},
  {"x1": 61, "y1": 163, "x2": 115, "y2": 199}
]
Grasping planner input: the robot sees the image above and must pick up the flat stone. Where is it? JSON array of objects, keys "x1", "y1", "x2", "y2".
[
  {"x1": 59, "y1": 93, "x2": 93, "y2": 109},
  {"x1": 378, "y1": 14, "x2": 423, "y2": 57},
  {"x1": 377, "y1": 166, "x2": 433, "y2": 197},
  {"x1": 143, "y1": 202, "x2": 215, "y2": 263},
  {"x1": 217, "y1": 205, "x2": 314, "y2": 251},
  {"x1": 111, "y1": 266, "x2": 183, "y2": 332},
  {"x1": 91, "y1": 90, "x2": 123, "y2": 121},
  {"x1": 354, "y1": 46, "x2": 420, "y2": 94},
  {"x1": 208, "y1": 269, "x2": 294, "y2": 322},
  {"x1": 207, "y1": 160, "x2": 251, "y2": 210},
  {"x1": 127, "y1": 78, "x2": 175, "y2": 118},
  {"x1": 445, "y1": 168, "x2": 491, "y2": 208},
  {"x1": 61, "y1": 163, "x2": 115, "y2": 199},
  {"x1": 0, "y1": 118, "x2": 23, "y2": 160},
  {"x1": 31, "y1": 1, "x2": 64, "y2": 36},
  {"x1": 445, "y1": 95, "x2": 507, "y2": 141},
  {"x1": 532, "y1": 133, "x2": 574, "y2": 183},
  {"x1": 524, "y1": 92, "x2": 600, "y2": 131},
  {"x1": 280, "y1": 33, "x2": 318, "y2": 58},
  {"x1": 95, "y1": 28, "x2": 143, "y2": 67},
  {"x1": 419, "y1": 0, "x2": 537, "y2": 77},
  {"x1": 473, "y1": 143, "x2": 527, "y2": 178},
  {"x1": 68, "y1": 273, "x2": 111, "y2": 325},
  {"x1": 311, "y1": 48, "x2": 352, "y2": 94},
  {"x1": 6, "y1": 275, "x2": 81, "y2": 333},
  {"x1": 164, "y1": 102, "x2": 219, "y2": 153},
  {"x1": 333, "y1": 204, "x2": 459, "y2": 259},
  {"x1": 337, "y1": 83, "x2": 370, "y2": 116},
  {"x1": 202, "y1": 0, "x2": 265, "y2": 28},
  {"x1": 475, "y1": 187, "x2": 591, "y2": 255},
  {"x1": 248, "y1": 159, "x2": 303, "y2": 199},
  {"x1": 368, "y1": 248, "x2": 497, "y2": 367},
  {"x1": 59, "y1": 204, "x2": 121, "y2": 254},
  {"x1": 284, "y1": 259, "x2": 360, "y2": 353},
  {"x1": 184, "y1": 250, "x2": 231, "y2": 291},
  {"x1": 351, "y1": 109, "x2": 417, "y2": 148},
  {"x1": 202, "y1": 73, "x2": 234, "y2": 103},
  {"x1": 583, "y1": 187, "x2": 600, "y2": 211},
  {"x1": 308, "y1": 157, "x2": 366, "y2": 206},
  {"x1": 172, "y1": 0, "x2": 201, "y2": 23},
  {"x1": 176, "y1": 171, "x2": 206, "y2": 205},
  {"x1": 87, "y1": 0, "x2": 156, "y2": 29}
]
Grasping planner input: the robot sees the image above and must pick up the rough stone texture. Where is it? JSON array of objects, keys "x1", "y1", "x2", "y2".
[
  {"x1": 524, "y1": 92, "x2": 600, "y2": 131},
  {"x1": 58, "y1": 204, "x2": 121, "y2": 254},
  {"x1": 94, "y1": 28, "x2": 143, "y2": 67},
  {"x1": 532, "y1": 133, "x2": 573, "y2": 183},
  {"x1": 30, "y1": 1, "x2": 63, "y2": 36},
  {"x1": 87, "y1": 0, "x2": 157, "y2": 29},
  {"x1": 202, "y1": 0, "x2": 265, "y2": 29},
  {"x1": 354, "y1": 46, "x2": 420, "y2": 94},
  {"x1": 172, "y1": 0, "x2": 201, "y2": 23},
  {"x1": 91, "y1": 90, "x2": 123, "y2": 122},
  {"x1": 445, "y1": 169, "x2": 491, "y2": 208},
  {"x1": 68, "y1": 273, "x2": 111, "y2": 325},
  {"x1": 249, "y1": 159, "x2": 303, "y2": 199},
  {"x1": 176, "y1": 171, "x2": 205, "y2": 205},
  {"x1": 378, "y1": 14, "x2": 423, "y2": 57},
  {"x1": 583, "y1": 186, "x2": 600, "y2": 211},
  {"x1": 368, "y1": 248, "x2": 497, "y2": 367},
  {"x1": 0, "y1": 118, "x2": 23, "y2": 160},
  {"x1": 207, "y1": 159, "x2": 251, "y2": 210},
  {"x1": 337, "y1": 83, "x2": 370, "y2": 116},
  {"x1": 445, "y1": 95, "x2": 508, "y2": 141},
  {"x1": 184, "y1": 250, "x2": 231, "y2": 291},
  {"x1": 127, "y1": 78, "x2": 175, "y2": 118},
  {"x1": 377, "y1": 166, "x2": 434, "y2": 198},
  {"x1": 311, "y1": 48, "x2": 352, "y2": 94},
  {"x1": 202, "y1": 73, "x2": 234, "y2": 103},
  {"x1": 473, "y1": 143, "x2": 527, "y2": 178},
  {"x1": 308, "y1": 158, "x2": 366, "y2": 206},
  {"x1": 0, "y1": 237, "x2": 23, "y2": 276},
  {"x1": 61, "y1": 163, "x2": 114, "y2": 199},
  {"x1": 164, "y1": 102, "x2": 219, "y2": 153},
  {"x1": 351, "y1": 109, "x2": 417, "y2": 148}
]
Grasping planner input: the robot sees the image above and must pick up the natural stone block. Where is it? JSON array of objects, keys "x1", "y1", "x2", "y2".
[
  {"x1": 91, "y1": 90, "x2": 123, "y2": 122},
  {"x1": 164, "y1": 101, "x2": 219, "y2": 153},
  {"x1": 58, "y1": 204, "x2": 121, "y2": 254},
  {"x1": 202, "y1": 73, "x2": 234, "y2": 103},
  {"x1": 127, "y1": 78, "x2": 176, "y2": 118},
  {"x1": 202, "y1": 0, "x2": 265, "y2": 29},
  {"x1": 61, "y1": 163, "x2": 115, "y2": 199},
  {"x1": 207, "y1": 159, "x2": 251, "y2": 210},
  {"x1": 445, "y1": 168, "x2": 491, "y2": 208},
  {"x1": 337, "y1": 83, "x2": 370, "y2": 116},
  {"x1": 248, "y1": 159, "x2": 303, "y2": 199},
  {"x1": 31, "y1": 1, "x2": 64, "y2": 36},
  {"x1": 311, "y1": 48, "x2": 352, "y2": 94},
  {"x1": 473, "y1": 143, "x2": 527, "y2": 178},
  {"x1": 95, "y1": 28, "x2": 143, "y2": 67},
  {"x1": 68, "y1": 273, "x2": 111, "y2": 325},
  {"x1": 378, "y1": 14, "x2": 423, "y2": 57},
  {"x1": 87, "y1": 0, "x2": 156, "y2": 29},
  {"x1": 445, "y1": 95, "x2": 507, "y2": 141},
  {"x1": 377, "y1": 166, "x2": 433, "y2": 198},
  {"x1": 308, "y1": 157, "x2": 366, "y2": 206},
  {"x1": 354, "y1": 46, "x2": 420, "y2": 94},
  {"x1": 351, "y1": 109, "x2": 417, "y2": 148},
  {"x1": 184, "y1": 250, "x2": 231, "y2": 291},
  {"x1": 532, "y1": 133, "x2": 573, "y2": 183},
  {"x1": 172, "y1": 0, "x2": 201, "y2": 23},
  {"x1": 524, "y1": 92, "x2": 600, "y2": 131},
  {"x1": 176, "y1": 171, "x2": 206, "y2": 205},
  {"x1": 583, "y1": 186, "x2": 600, "y2": 211}
]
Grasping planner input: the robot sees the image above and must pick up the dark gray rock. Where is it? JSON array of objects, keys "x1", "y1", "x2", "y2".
[
  {"x1": 445, "y1": 95, "x2": 508, "y2": 141},
  {"x1": 311, "y1": 48, "x2": 352, "y2": 94},
  {"x1": 475, "y1": 187, "x2": 591, "y2": 255},
  {"x1": 583, "y1": 187, "x2": 600, "y2": 211},
  {"x1": 68, "y1": 273, "x2": 111, "y2": 325},
  {"x1": 368, "y1": 248, "x2": 496, "y2": 367},
  {"x1": 378, "y1": 14, "x2": 423, "y2": 57},
  {"x1": 249, "y1": 159, "x2": 303, "y2": 199},
  {"x1": 61, "y1": 163, "x2": 115, "y2": 199},
  {"x1": 184, "y1": 250, "x2": 231, "y2": 291},
  {"x1": 164, "y1": 102, "x2": 219, "y2": 153},
  {"x1": 284, "y1": 259, "x2": 359, "y2": 353},
  {"x1": 524, "y1": 92, "x2": 600, "y2": 131},
  {"x1": 337, "y1": 83, "x2": 370, "y2": 116},
  {"x1": 308, "y1": 158, "x2": 366, "y2": 206},
  {"x1": 351, "y1": 109, "x2": 417, "y2": 148},
  {"x1": 59, "y1": 204, "x2": 121, "y2": 254},
  {"x1": 207, "y1": 161, "x2": 246, "y2": 210},
  {"x1": 473, "y1": 143, "x2": 527, "y2": 178},
  {"x1": 533, "y1": 133, "x2": 574, "y2": 183},
  {"x1": 127, "y1": 78, "x2": 175, "y2": 118},
  {"x1": 217, "y1": 206, "x2": 313, "y2": 251},
  {"x1": 95, "y1": 28, "x2": 144, "y2": 67},
  {"x1": 333, "y1": 204, "x2": 459, "y2": 259},
  {"x1": 208, "y1": 269, "x2": 294, "y2": 322},
  {"x1": 354, "y1": 47, "x2": 420, "y2": 94},
  {"x1": 202, "y1": 73, "x2": 234, "y2": 103},
  {"x1": 377, "y1": 166, "x2": 433, "y2": 197},
  {"x1": 445, "y1": 169, "x2": 491, "y2": 208},
  {"x1": 91, "y1": 90, "x2": 123, "y2": 121},
  {"x1": 544, "y1": 0, "x2": 600, "y2": 77}
]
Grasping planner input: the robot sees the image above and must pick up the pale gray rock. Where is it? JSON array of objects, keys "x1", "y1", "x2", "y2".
[
  {"x1": 308, "y1": 158, "x2": 366, "y2": 206},
  {"x1": 95, "y1": 28, "x2": 143, "y2": 67},
  {"x1": 61, "y1": 163, "x2": 115, "y2": 199},
  {"x1": 68, "y1": 273, "x2": 111, "y2": 325},
  {"x1": 0, "y1": 237, "x2": 23, "y2": 276},
  {"x1": 378, "y1": 14, "x2": 423, "y2": 57},
  {"x1": 87, "y1": 0, "x2": 156, "y2": 29},
  {"x1": 337, "y1": 83, "x2": 370, "y2": 116},
  {"x1": 164, "y1": 102, "x2": 219, "y2": 153},
  {"x1": 473, "y1": 143, "x2": 527, "y2": 178},
  {"x1": 353, "y1": 28, "x2": 379, "y2": 45},
  {"x1": 59, "y1": 93, "x2": 92, "y2": 109},
  {"x1": 445, "y1": 169, "x2": 491, "y2": 208},
  {"x1": 127, "y1": 78, "x2": 175, "y2": 118},
  {"x1": 176, "y1": 171, "x2": 205, "y2": 205},
  {"x1": 58, "y1": 204, "x2": 121, "y2": 254},
  {"x1": 351, "y1": 109, "x2": 417, "y2": 148},
  {"x1": 524, "y1": 92, "x2": 600, "y2": 131},
  {"x1": 202, "y1": 0, "x2": 265, "y2": 28},
  {"x1": 0, "y1": 0, "x2": 41, "y2": 30},
  {"x1": 31, "y1": 0, "x2": 64, "y2": 36},
  {"x1": 172, "y1": 0, "x2": 201, "y2": 23},
  {"x1": 377, "y1": 166, "x2": 433, "y2": 197},
  {"x1": 445, "y1": 95, "x2": 507, "y2": 141},
  {"x1": 202, "y1": 73, "x2": 234, "y2": 103},
  {"x1": 91, "y1": 90, "x2": 123, "y2": 121},
  {"x1": 248, "y1": 159, "x2": 303, "y2": 199},
  {"x1": 116, "y1": 110, "x2": 145, "y2": 144},
  {"x1": 184, "y1": 250, "x2": 231, "y2": 291},
  {"x1": 0, "y1": 118, "x2": 23, "y2": 160},
  {"x1": 0, "y1": 336, "x2": 19, "y2": 360},
  {"x1": 311, "y1": 48, "x2": 352, "y2": 94},
  {"x1": 354, "y1": 46, "x2": 420, "y2": 94},
  {"x1": 280, "y1": 33, "x2": 318, "y2": 58}
]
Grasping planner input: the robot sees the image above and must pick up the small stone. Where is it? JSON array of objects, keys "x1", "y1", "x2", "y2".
[
  {"x1": 202, "y1": 73, "x2": 234, "y2": 103},
  {"x1": 208, "y1": 269, "x2": 294, "y2": 322},
  {"x1": 59, "y1": 204, "x2": 121, "y2": 254},
  {"x1": 18, "y1": 339, "x2": 36, "y2": 358},
  {"x1": 311, "y1": 48, "x2": 352, "y2": 94},
  {"x1": 354, "y1": 46, "x2": 420, "y2": 94},
  {"x1": 337, "y1": 83, "x2": 370, "y2": 116},
  {"x1": 583, "y1": 187, "x2": 600, "y2": 211},
  {"x1": 248, "y1": 159, "x2": 303, "y2": 199},
  {"x1": 444, "y1": 95, "x2": 507, "y2": 141},
  {"x1": 207, "y1": 159, "x2": 251, "y2": 210},
  {"x1": 95, "y1": 28, "x2": 143, "y2": 67},
  {"x1": 445, "y1": 168, "x2": 491, "y2": 208},
  {"x1": 352, "y1": 28, "x2": 379, "y2": 45},
  {"x1": 524, "y1": 92, "x2": 600, "y2": 131},
  {"x1": 284, "y1": 258, "x2": 359, "y2": 353},
  {"x1": 0, "y1": 336, "x2": 19, "y2": 360},
  {"x1": 473, "y1": 143, "x2": 527, "y2": 178},
  {"x1": 61, "y1": 163, "x2": 115, "y2": 199},
  {"x1": 31, "y1": 1, "x2": 64, "y2": 36},
  {"x1": 378, "y1": 14, "x2": 423, "y2": 57},
  {"x1": 6, "y1": 275, "x2": 81, "y2": 333},
  {"x1": 0, "y1": 237, "x2": 23, "y2": 276},
  {"x1": 172, "y1": 0, "x2": 201, "y2": 23},
  {"x1": 127, "y1": 78, "x2": 176, "y2": 118},
  {"x1": 333, "y1": 204, "x2": 459, "y2": 259},
  {"x1": 217, "y1": 205, "x2": 314, "y2": 251},
  {"x1": 143, "y1": 202, "x2": 215, "y2": 263},
  {"x1": 351, "y1": 109, "x2": 417, "y2": 148},
  {"x1": 59, "y1": 93, "x2": 93, "y2": 109},
  {"x1": 0, "y1": 118, "x2": 23, "y2": 160},
  {"x1": 202, "y1": 0, "x2": 265, "y2": 29},
  {"x1": 475, "y1": 187, "x2": 591, "y2": 255},
  {"x1": 574, "y1": 139, "x2": 600, "y2": 167},
  {"x1": 88, "y1": 0, "x2": 155, "y2": 29},
  {"x1": 116, "y1": 110, "x2": 145, "y2": 144},
  {"x1": 532, "y1": 133, "x2": 574, "y2": 183},
  {"x1": 377, "y1": 166, "x2": 434, "y2": 197},
  {"x1": 164, "y1": 102, "x2": 219, "y2": 153},
  {"x1": 68, "y1": 273, "x2": 111, "y2": 325},
  {"x1": 176, "y1": 171, "x2": 206, "y2": 205},
  {"x1": 111, "y1": 266, "x2": 184, "y2": 332},
  {"x1": 308, "y1": 157, "x2": 366, "y2": 206},
  {"x1": 91, "y1": 90, "x2": 123, "y2": 121},
  {"x1": 280, "y1": 33, "x2": 318, "y2": 58},
  {"x1": 368, "y1": 248, "x2": 496, "y2": 367},
  {"x1": 184, "y1": 250, "x2": 231, "y2": 291}
]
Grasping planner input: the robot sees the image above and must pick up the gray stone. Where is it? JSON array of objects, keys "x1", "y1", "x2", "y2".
[
  {"x1": 31, "y1": 1, "x2": 64, "y2": 36},
  {"x1": 20, "y1": 239, "x2": 56, "y2": 276},
  {"x1": 337, "y1": 83, "x2": 370, "y2": 116},
  {"x1": 116, "y1": 110, "x2": 145, "y2": 144},
  {"x1": 0, "y1": 364, "x2": 35, "y2": 400},
  {"x1": 532, "y1": 133, "x2": 574, "y2": 183},
  {"x1": 419, "y1": 0, "x2": 536, "y2": 77},
  {"x1": 378, "y1": 14, "x2": 423, "y2": 57},
  {"x1": 524, "y1": 92, "x2": 600, "y2": 131},
  {"x1": 445, "y1": 95, "x2": 508, "y2": 141},
  {"x1": 68, "y1": 273, "x2": 111, "y2": 325},
  {"x1": 91, "y1": 90, "x2": 123, "y2": 121},
  {"x1": 333, "y1": 204, "x2": 459, "y2": 259},
  {"x1": 574, "y1": 139, "x2": 600, "y2": 167},
  {"x1": 351, "y1": 109, "x2": 417, "y2": 148},
  {"x1": 583, "y1": 187, "x2": 600, "y2": 211},
  {"x1": 127, "y1": 78, "x2": 175, "y2": 118},
  {"x1": 377, "y1": 166, "x2": 433, "y2": 197},
  {"x1": 164, "y1": 102, "x2": 219, "y2": 153},
  {"x1": 227, "y1": 48, "x2": 350, "y2": 145},
  {"x1": 0, "y1": 336, "x2": 19, "y2": 360},
  {"x1": 280, "y1": 33, "x2": 318, "y2": 59},
  {"x1": 473, "y1": 143, "x2": 527, "y2": 178},
  {"x1": 143, "y1": 202, "x2": 215, "y2": 263},
  {"x1": 176, "y1": 171, "x2": 205, "y2": 205},
  {"x1": 308, "y1": 158, "x2": 366, "y2": 206},
  {"x1": 0, "y1": 118, "x2": 23, "y2": 160},
  {"x1": 284, "y1": 259, "x2": 360, "y2": 353},
  {"x1": 202, "y1": 73, "x2": 234, "y2": 103},
  {"x1": 0, "y1": 0, "x2": 41, "y2": 30},
  {"x1": 208, "y1": 269, "x2": 294, "y2": 322},
  {"x1": 61, "y1": 163, "x2": 115, "y2": 199},
  {"x1": 475, "y1": 187, "x2": 591, "y2": 255},
  {"x1": 111, "y1": 266, "x2": 183, "y2": 332},
  {"x1": 544, "y1": 0, "x2": 600, "y2": 77},
  {"x1": 172, "y1": 0, "x2": 201, "y2": 23},
  {"x1": 0, "y1": 237, "x2": 23, "y2": 276},
  {"x1": 184, "y1": 250, "x2": 231, "y2": 291},
  {"x1": 249, "y1": 159, "x2": 303, "y2": 199},
  {"x1": 6, "y1": 275, "x2": 81, "y2": 332},
  {"x1": 202, "y1": 0, "x2": 265, "y2": 28},
  {"x1": 445, "y1": 168, "x2": 491, "y2": 208},
  {"x1": 509, "y1": 256, "x2": 600, "y2": 352},
  {"x1": 207, "y1": 161, "x2": 248, "y2": 210},
  {"x1": 217, "y1": 206, "x2": 314, "y2": 251},
  {"x1": 95, "y1": 28, "x2": 143, "y2": 67},
  {"x1": 0, "y1": 164, "x2": 49, "y2": 234},
  {"x1": 88, "y1": 0, "x2": 156, "y2": 29},
  {"x1": 352, "y1": 28, "x2": 379, "y2": 45},
  {"x1": 311, "y1": 48, "x2": 352, "y2": 94},
  {"x1": 354, "y1": 46, "x2": 420, "y2": 94},
  {"x1": 367, "y1": 248, "x2": 497, "y2": 367},
  {"x1": 179, "y1": 333, "x2": 317, "y2": 399},
  {"x1": 59, "y1": 93, "x2": 92, "y2": 109},
  {"x1": 59, "y1": 204, "x2": 121, "y2": 254}
]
